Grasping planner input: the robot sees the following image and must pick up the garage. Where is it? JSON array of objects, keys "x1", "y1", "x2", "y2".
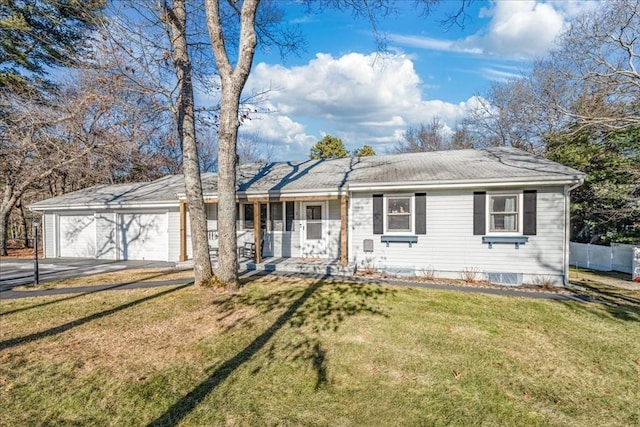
[
  {"x1": 58, "y1": 214, "x2": 96, "y2": 258},
  {"x1": 119, "y1": 212, "x2": 168, "y2": 261}
]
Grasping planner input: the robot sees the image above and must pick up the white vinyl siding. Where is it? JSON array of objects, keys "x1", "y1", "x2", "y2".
[
  {"x1": 58, "y1": 214, "x2": 96, "y2": 258},
  {"x1": 350, "y1": 188, "x2": 566, "y2": 285},
  {"x1": 95, "y1": 212, "x2": 117, "y2": 260},
  {"x1": 168, "y1": 207, "x2": 182, "y2": 262},
  {"x1": 119, "y1": 212, "x2": 168, "y2": 261},
  {"x1": 44, "y1": 213, "x2": 55, "y2": 258}
]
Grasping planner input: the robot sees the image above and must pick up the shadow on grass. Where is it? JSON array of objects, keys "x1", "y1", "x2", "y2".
[
  {"x1": 0, "y1": 284, "x2": 190, "y2": 351},
  {"x1": 0, "y1": 272, "x2": 181, "y2": 317},
  {"x1": 148, "y1": 275, "x2": 393, "y2": 426},
  {"x1": 567, "y1": 282, "x2": 640, "y2": 322}
]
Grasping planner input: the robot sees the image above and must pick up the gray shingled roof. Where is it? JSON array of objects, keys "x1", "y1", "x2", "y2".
[
  {"x1": 224, "y1": 147, "x2": 585, "y2": 194},
  {"x1": 30, "y1": 148, "x2": 585, "y2": 209},
  {"x1": 29, "y1": 175, "x2": 187, "y2": 209}
]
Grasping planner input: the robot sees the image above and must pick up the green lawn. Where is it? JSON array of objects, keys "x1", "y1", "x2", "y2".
[{"x1": 1, "y1": 274, "x2": 639, "y2": 426}]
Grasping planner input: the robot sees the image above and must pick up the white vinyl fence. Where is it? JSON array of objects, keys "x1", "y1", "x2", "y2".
[{"x1": 569, "y1": 242, "x2": 638, "y2": 274}]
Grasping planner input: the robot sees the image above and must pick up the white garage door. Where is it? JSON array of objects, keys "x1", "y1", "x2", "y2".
[
  {"x1": 119, "y1": 213, "x2": 167, "y2": 261},
  {"x1": 59, "y1": 214, "x2": 96, "y2": 257}
]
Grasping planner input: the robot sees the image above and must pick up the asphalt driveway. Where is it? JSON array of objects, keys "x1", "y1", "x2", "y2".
[{"x1": 0, "y1": 258, "x2": 176, "y2": 292}]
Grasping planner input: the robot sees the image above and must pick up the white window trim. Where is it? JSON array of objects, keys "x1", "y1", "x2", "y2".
[
  {"x1": 486, "y1": 191, "x2": 523, "y2": 236},
  {"x1": 384, "y1": 194, "x2": 414, "y2": 234}
]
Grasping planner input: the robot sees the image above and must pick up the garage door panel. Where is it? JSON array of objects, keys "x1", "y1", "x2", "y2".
[
  {"x1": 120, "y1": 213, "x2": 167, "y2": 261},
  {"x1": 59, "y1": 215, "x2": 96, "y2": 258}
]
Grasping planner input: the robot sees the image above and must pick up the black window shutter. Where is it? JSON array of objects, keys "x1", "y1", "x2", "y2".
[
  {"x1": 415, "y1": 193, "x2": 426, "y2": 235},
  {"x1": 523, "y1": 190, "x2": 537, "y2": 235},
  {"x1": 373, "y1": 194, "x2": 383, "y2": 234},
  {"x1": 285, "y1": 201, "x2": 294, "y2": 231},
  {"x1": 473, "y1": 192, "x2": 486, "y2": 235}
]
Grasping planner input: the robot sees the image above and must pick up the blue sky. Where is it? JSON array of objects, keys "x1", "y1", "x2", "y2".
[{"x1": 208, "y1": 0, "x2": 599, "y2": 160}]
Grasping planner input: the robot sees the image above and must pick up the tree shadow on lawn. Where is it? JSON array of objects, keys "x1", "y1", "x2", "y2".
[
  {"x1": 566, "y1": 283, "x2": 640, "y2": 322},
  {"x1": 0, "y1": 271, "x2": 182, "y2": 317},
  {"x1": 0, "y1": 284, "x2": 191, "y2": 351},
  {"x1": 147, "y1": 274, "x2": 393, "y2": 427}
]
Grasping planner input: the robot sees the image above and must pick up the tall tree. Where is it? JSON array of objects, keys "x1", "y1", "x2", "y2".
[
  {"x1": 237, "y1": 132, "x2": 274, "y2": 164},
  {"x1": 0, "y1": 0, "x2": 104, "y2": 89},
  {"x1": 546, "y1": 127, "x2": 640, "y2": 243},
  {"x1": 1, "y1": 84, "x2": 100, "y2": 254},
  {"x1": 203, "y1": 0, "x2": 467, "y2": 290},
  {"x1": 205, "y1": 0, "x2": 260, "y2": 290},
  {"x1": 105, "y1": 0, "x2": 223, "y2": 286},
  {"x1": 540, "y1": 0, "x2": 640, "y2": 133},
  {"x1": 450, "y1": 122, "x2": 474, "y2": 149},
  {"x1": 393, "y1": 117, "x2": 448, "y2": 153},
  {"x1": 164, "y1": 0, "x2": 214, "y2": 286},
  {"x1": 310, "y1": 135, "x2": 349, "y2": 159}
]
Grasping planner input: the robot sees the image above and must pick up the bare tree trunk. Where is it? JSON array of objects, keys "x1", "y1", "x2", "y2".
[
  {"x1": 165, "y1": 0, "x2": 214, "y2": 286},
  {"x1": 18, "y1": 201, "x2": 29, "y2": 247},
  {"x1": 215, "y1": 85, "x2": 241, "y2": 287},
  {"x1": 1, "y1": 183, "x2": 18, "y2": 256},
  {"x1": 0, "y1": 209, "x2": 8, "y2": 256},
  {"x1": 205, "y1": 0, "x2": 259, "y2": 291}
]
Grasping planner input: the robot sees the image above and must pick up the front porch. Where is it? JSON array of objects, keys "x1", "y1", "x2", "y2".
[{"x1": 179, "y1": 195, "x2": 350, "y2": 266}]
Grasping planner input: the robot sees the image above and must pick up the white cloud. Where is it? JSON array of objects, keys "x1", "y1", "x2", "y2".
[
  {"x1": 468, "y1": 1, "x2": 564, "y2": 58},
  {"x1": 388, "y1": 1, "x2": 594, "y2": 59},
  {"x1": 479, "y1": 65, "x2": 525, "y2": 82},
  {"x1": 240, "y1": 52, "x2": 478, "y2": 159}
]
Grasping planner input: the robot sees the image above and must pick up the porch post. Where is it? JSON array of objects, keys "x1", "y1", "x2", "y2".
[
  {"x1": 253, "y1": 200, "x2": 261, "y2": 263},
  {"x1": 340, "y1": 195, "x2": 348, "y2": 267},
  {"x1": 179, "y1": 200, "x2": 187, "y2": 262}
]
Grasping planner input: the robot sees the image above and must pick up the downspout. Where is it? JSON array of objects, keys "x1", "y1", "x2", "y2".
[
  {"x1": 563, "y1": 182, "x2": 582, "y2": 286},
  {"x1": 347, "y1": 186, "x2": 353, "y2": 268}
]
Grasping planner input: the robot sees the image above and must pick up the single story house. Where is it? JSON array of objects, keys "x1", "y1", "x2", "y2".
[{"x1": 29, "y1": 147, "x2": 585, "y2": 285}]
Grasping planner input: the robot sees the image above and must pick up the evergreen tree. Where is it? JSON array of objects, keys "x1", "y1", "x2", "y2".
[
  {"x1": 0, "y1": 0, "x2": 104, "y2": 89},
  {"x1": 310, "y1": 135, "x2": 349, "y2": 159},
  {"x1": 353, "y1": 144, "x2": 376, "y2": 157},
  {"x1": 546, "y1": 127, "x2": 640, "y2": 244}
]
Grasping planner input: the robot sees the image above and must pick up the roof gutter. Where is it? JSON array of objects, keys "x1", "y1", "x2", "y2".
[
  {"x1": 178, "y1": 188, "x2": 348, "y2": 200},
  {"x1": 29, "y1": 201, "x2": 181, "y2": 212},
  {"x1": 347, "y1": 176, "x2": 585, "y2": 192}
]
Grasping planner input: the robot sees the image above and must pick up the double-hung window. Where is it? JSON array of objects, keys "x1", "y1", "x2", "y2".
[
  {"x1": 386, "y1": 196, "x2": 412, "y2": 233},
  {"x1": 489, "y1": 194, "x2": 519, "y2": 232}
]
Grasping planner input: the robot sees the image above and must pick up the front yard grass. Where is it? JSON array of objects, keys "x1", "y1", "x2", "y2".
[
  {"x1": 1, "y1": 274, "x2": 639, "y2": 426},
  {"x1": 14, "y1": 268, "x2": 194, "y2": 290}
]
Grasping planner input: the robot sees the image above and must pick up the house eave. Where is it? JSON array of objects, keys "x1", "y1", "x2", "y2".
[
  {"x1": 347, "y1": 175, "x2": 585, "y2": 192},
  {"x1": 179, "y1": 188, "x2": 348, "y2": 201},
  {"x1": 29, "y1": 201, "x2": 180, "y2": 212}
]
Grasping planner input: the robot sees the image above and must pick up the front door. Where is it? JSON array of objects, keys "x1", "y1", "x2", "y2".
[{"x1": 301, "y1": 202, "x2": 327, "y2": 258}]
